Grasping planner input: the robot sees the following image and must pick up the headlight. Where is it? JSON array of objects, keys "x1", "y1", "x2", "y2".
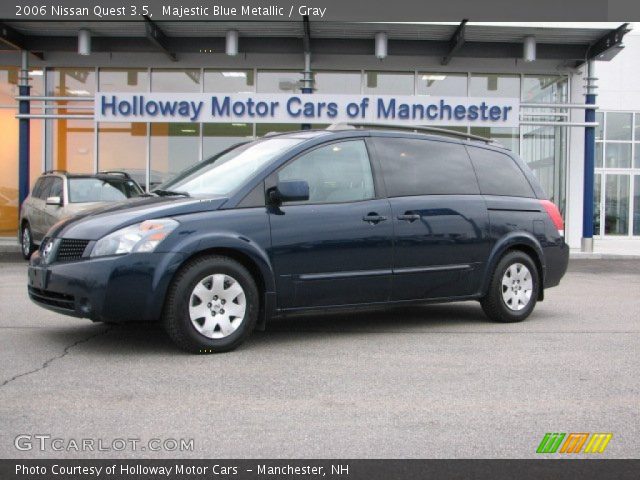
[{"x1": 91, "y1": 218, "x2": 179, "y2": 257}]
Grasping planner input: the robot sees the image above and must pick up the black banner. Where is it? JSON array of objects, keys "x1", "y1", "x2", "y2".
[
  {"x1": 1, "y1": 460, "x2": 640, "y2": 480},
  {"x1": 2, "y1": 0, "x2": 640, "y2": 21}
]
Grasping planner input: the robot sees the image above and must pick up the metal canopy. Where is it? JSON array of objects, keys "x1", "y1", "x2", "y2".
[{"x1": 0, "y1": 21, "x2": 630, "y2": 64}]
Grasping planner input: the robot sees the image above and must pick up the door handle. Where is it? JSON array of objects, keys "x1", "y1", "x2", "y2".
[
  {"x1": 362, "y1": 213, "x2": 387, "y2": 224},
  {"x1": 397, "y1": 213, "x2": 421, "y2": 222}
]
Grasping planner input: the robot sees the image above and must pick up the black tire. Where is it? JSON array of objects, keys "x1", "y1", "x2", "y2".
[
  {"x1": 21, "y1": 223, "x2": 35, "y2": 260},
  {"x1": 480, "y1": 250, "x2": 539, "y2": 323},
  {"x1": 163, "y1": 255, "x2": 259, "y2": 353}
]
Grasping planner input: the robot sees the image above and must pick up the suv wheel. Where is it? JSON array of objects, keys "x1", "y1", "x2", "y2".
[
  {"x1": 163, "y1": 255, "x2": 259, "y2": 353},
  {"x1": 21, "y1": 223, "x2": 35, "y2": 260},
  {"x1": 480, "y1": 250, "x2": 539, "y2": 323}
]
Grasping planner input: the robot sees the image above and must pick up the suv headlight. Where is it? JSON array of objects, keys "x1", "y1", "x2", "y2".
[{"x1": 91, "y1": 218, "x2": 179, "y2": 257}]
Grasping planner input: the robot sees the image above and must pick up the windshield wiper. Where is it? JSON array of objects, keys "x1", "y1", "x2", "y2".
[{"x1": 152, "y1": 189, "x2": 191, "y2": 197}]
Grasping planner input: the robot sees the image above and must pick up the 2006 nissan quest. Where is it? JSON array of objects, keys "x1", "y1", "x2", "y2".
[{"x1": 28, "y1": 126, "x2": 569, "y2": 353}]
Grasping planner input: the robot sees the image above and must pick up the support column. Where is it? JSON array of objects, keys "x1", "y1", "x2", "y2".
[
  {"x1": 18, "y1": 50, "x2": 31, "y2": 208},
  {"x1": 300, "y1": 51, "x2": 313, "y2": 130},
  {"x1": 581, "y1": 60, "x2": 597, "y2": 252}
]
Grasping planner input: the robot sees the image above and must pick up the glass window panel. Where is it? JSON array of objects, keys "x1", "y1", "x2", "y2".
[
  {"x1": 522, "y1": 75, "x2": 568, "y2": 103},
  {"x1": 417, "y1": 73, "x2": 467, "y2": 96},
  {"x1": 98, "y1": 123, "x2": 148, "y2": 188},
  {"x1": 313, "y1": 71, "x2": 361, "y2": 94},
  {"x1": 99, "y1": 68, "x2": 149, "y2": 92},
  {"x1": 522, "y1": 125, "x2": 567, "y2": 208},
  {"x1": 604, "y1": 174, "x2": 630, "y2": 235},
  {"x1": 53, "y1": 119, "x2": 94, "y2": 174},
  {"x1": 150, "y1": 123, "x2": 200, "y2": 186},
  {"x1": 635, "y1": 143, "x2": 640, "y2": 169},
  {"x1": 364, "y1": 71, "x2": 413, "y2": 95},
  {"x1": 203, "y1": 123, "x2": 253, "y2": 159},
  {"x1": 634, "y1": 176, "x2": 640, "y2": 236},
  {"x1": 604, "y1": 143, "x2": 632, "y2": 168},
  {"x1": 204, "y1": 70, "x2": 255, "y2": 93},
  {"x1": 255, "y1": 123, "x2": 328, "y2": 137},
  {"x1": 594, "y1": 173, "x2": 601, "y2": 236},
  {"x1": 595, "y1": 142, "x2": 604, "y2": 168},
  {"x1": 0, "y1": 67, "x2": 45, "y2": 104},
  {"x1": 277, "y1": 140, "x2": 375, "y2": 204},
  {"x1": 470, "y1": 126, "x2": 519, "y2": 153},
  {"x1": 0, "y1": 108, "x2": 18, "y2": 234},
  {"x1": 50, "y1": 68, "x2": 95, "y2": 96},
  {"x1": 605, "y1": 112, "x2": 632, "y2": 141},
  {"x1": 595, "y1": 112, "x2": 604, "y2": 141},
  {"x1": 151, "y1": 69, "x2": 201, "y2": 92},
  {"x1": 469, "y1": 74, "x2": 520, "y2": 98},
  {"x1": 635, "y1": 113, "x2": 640, "y2": 141},
  {"x1": 257, "y1": 71, "x2": 300, "y2": 93}
]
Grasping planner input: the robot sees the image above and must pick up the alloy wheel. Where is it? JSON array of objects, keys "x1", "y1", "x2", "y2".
[{"x1": 22, "y1": 228, "x2": 31, "y2": 257}]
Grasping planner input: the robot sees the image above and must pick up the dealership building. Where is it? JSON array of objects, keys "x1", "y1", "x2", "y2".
[{"x1": 0, "y1": 20, "x2": 638, "y2": 254}]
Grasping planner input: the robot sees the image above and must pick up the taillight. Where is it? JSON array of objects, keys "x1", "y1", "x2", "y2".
[{"x1": 540, "y1": 200, "x2": 564, "y2": 237}]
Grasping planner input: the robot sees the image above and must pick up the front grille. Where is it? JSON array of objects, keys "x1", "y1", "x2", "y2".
[
  {"x1": 56, "y1": 239, "x2": 90, "y2": 262},
  {"x1": 28, "y1": 286, "x2": 75, "y2": 311}
]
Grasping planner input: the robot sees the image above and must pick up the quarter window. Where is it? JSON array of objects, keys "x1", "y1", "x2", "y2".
[
  {"x1": 466, "y1": 146, "x2": 535, "y2": 198},
  {"x1": 277, "y1": 140, "x2": 375, "y2": 204},
  {"x1": 373, "y1": 137, "x2": 479, "y2": 197}
]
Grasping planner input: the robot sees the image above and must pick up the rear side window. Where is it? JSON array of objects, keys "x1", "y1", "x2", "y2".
[
  {"x1": 466, "y1": 146, "x2": 535, "y2": 198},
  {"x1": 373, "y1": 137, "x2": 479, "y2": 197}
]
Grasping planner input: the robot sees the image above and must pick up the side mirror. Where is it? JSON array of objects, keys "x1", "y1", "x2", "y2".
[
  {"x1": 269, "y1": 180, "x2": 310, "y2": 204},
  {"x1": 46, "y1": 196, "x2": 62, "y2": 207}
]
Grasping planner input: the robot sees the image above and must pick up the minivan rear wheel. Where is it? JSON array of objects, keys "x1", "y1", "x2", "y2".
[
  {"x1": 21, "y1": 223, "x2": 35, "y2": 260},
  {"x1": 480, "y1": 250, "x2": 539, "y2": 323},
  {"x1": 163, "y1": 255, "x2": 259, "y2": 353}
]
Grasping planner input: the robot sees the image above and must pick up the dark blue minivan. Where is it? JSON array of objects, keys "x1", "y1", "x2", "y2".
[{"x1": 27, "y1": 126, "x2": 569, "y2": 352}]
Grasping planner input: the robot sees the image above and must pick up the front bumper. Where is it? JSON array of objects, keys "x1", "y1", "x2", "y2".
[{"x1": 28, "y1": 248, "x2": 186, "y2": 323}]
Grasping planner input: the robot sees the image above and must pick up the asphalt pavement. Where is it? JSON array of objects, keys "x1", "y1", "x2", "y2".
[{"x1": 0, "y1": 257, "x2": 638, "y2": 458}]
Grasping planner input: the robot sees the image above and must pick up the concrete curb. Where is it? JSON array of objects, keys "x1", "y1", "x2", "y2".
[
  {"x1": 570, "y1": 252, "x2": 640, "y2": 260},
  {"x1": 0, "y1": 240, "x2": 20, "y2": 254}
]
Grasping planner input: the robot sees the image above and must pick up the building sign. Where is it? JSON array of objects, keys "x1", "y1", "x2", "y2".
[{"x1": 95, "y1": 93, "x2": 520, "y2": 127}]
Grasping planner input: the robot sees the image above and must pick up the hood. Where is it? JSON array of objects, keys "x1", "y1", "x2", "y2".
[{"x1": 49, "y1": 195, "x2": 228, "y2": 240}]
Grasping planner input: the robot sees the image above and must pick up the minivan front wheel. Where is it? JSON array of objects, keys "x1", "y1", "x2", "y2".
[
  {"x1": 163, "y1": 255, "x2": 259, "y2": 353},
  {"x1": 480, "y1": 250, "x2": 539, "y2": 323},
  {"x1": 21, "y1": 223, "x2": 35, "y2": 260}
]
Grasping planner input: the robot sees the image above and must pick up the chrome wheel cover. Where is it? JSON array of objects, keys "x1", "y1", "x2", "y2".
[
  {"x1": 188, "y1": 274, "x2": 246, "y2": 339},
  {"x1": 501, "y1": 263, "x2": 533, "y2": 311}
]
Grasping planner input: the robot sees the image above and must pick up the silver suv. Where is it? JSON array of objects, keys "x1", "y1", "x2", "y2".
[{"x1": 19, "y1": 171, "x2": 144, "y2": 259}]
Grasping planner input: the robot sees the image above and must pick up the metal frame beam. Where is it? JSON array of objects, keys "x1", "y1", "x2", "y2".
[
  {"x1": 0, "y1": 23, "x2": 44, "y2": 59},
  {"x1": 587, "y1": 23, "x2": 631, "y2": 61},
  {"x1": 142, "y1": 15, "x2": 177, "y2": 61},
  {"x1": 302, "y1": 15, "x2": 311, "y2": 55},
  {"x1": 441, "y1": 19, "x2": 467, "y2": 66}
]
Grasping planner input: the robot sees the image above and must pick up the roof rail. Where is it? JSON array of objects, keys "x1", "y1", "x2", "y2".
[
  {"x1": 43, "y1": 169, "x2": 67, "y2": 175},
  {"x1": 326, "y1": 122, "x2": 504, "y2": 147},
  {"x1": 97, "y1": 170, "x2": 132, "y2": 179}
]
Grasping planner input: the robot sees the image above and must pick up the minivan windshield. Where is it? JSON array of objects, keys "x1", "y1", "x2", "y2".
[{"x1": 158, "y1": 137, "x2": 303, "y2": 196}]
